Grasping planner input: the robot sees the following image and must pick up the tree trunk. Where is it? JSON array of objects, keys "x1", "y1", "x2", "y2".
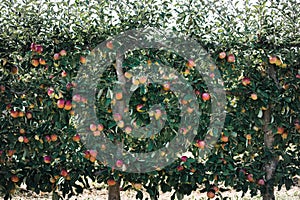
[
  {"x1": 262, "y1": 64, "x2": 278, "y2": 200},
  {"x1": 108, "y1": 53, "x2": 125, "y2": 200},
  {"x1": 108, "y1": 182, "x2": 121, "y2": 200}
]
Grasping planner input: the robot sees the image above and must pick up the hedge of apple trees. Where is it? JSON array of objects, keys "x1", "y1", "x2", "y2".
[{"x1": 0, "y1": 0, "x2": 299, "y2": 200}]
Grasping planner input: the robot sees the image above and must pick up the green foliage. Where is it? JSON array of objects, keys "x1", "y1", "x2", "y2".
[{"x1": 0, "y1": 0, "x2": 299, "y2": 199}]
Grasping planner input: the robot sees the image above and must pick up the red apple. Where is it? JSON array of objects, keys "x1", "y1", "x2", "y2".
[
  {"x1": 195, "y1": 90, "x2": 201, "y2": 96},
  {"x1": 45, "y1": 135, "x2": 51, "y2": 142},
  {"x1": 23, "y1": 137, "x2": 29, "y2": 143},
  {"x1": 44, "y1": 155, "x2": 51, "y2": 164},
  {"x1": 221, "y1": 135, "x2": 229, "y2": 143},
  {"x1": 154, "y1": 109, "x2": 162, "y2": 120},
  {"x1": 35, "y1": 45, "x2": 43, "y2": 54},
  {"x1": 72, "y1": 94, "x2": 81, "y2": 102},
  {"x1": 115, "y1": 92, "x2": 123, "y2": 100},
  {"x1": 124, "y1": 72, "x2": 132, "y2": 79},
  {"x1": 7, "y1": 150, "x2": 15, "y2": 157},
  {"x1": 31, "y1": 59, "x2": 39, "y2": 67},
  {"x1": 57, "y1": 99, "x2": 65, "y2": 109},
  {"x1": 59, "y1": 50, "x2": 67, "y2": 56},
  {"x1": 257, "y1": 179, "x2": 265, "y2": 186},
  {"x1": 113, "y1": 113, "x2": 122, "y2": 121},
  {"x1": 18, "y1": 136, "x2": 24, "y2": 143},
  {"x1": 163, "y1": 82, "x2": 171, "y2": 91},
  {"x1": 19, "y1": 128, "x2": 25, "y2": 134},
  {"x1": 250, "y1": 93, "x2": 258, "y2": 100},
  {"x1": 80, "y1": 56, "x2": 86, "y2": 64},
  {"x1": 11, "y1": 66, "x2": 18, "y2": 74},
  {"x1": 51, "y1": 134, "x2": 58, "y2": 142},
  {"x1": 10, "y1": 110, "x2": 19, "y2": 118},
  {"x1": 227, "y1": 54, "x2": 235, "y2": 63},
  {"x1": 11, "y1": 175, "x2": 19, "y2": 183},
  {"x1": 90, "y1": 124, "x2": 97, "y2": 132},
  {"x1": 26, "y1": 111, "x2": 32, "y2": 119},
  {"x1": 117, "y1": 120, "x2": 125, "y2": 128},
  {"x1": 47, "y1": 87, "x2": 54, "y2": 97},
  {"x1": 181, "y1": 156, "x2": 188, "y2": 162},
  {"x1": 186, "y1": 59, "x2": 195, "y2": 68},
  {"x1": 219, "y1": 51, "x2": 226, "y2": 59},
  {"x1": 97, "y1": 124, "x2": 104, "y2": 131},
  {"x1": 18, "y1": 111, "x2": 24, "y2": 117},
  {"x1": 115, "y1": 159, "x2": 123, "y2": 168},
  {"x1": 89, "y1": 150, "x2": 97, "y2": 158},
  {"x1": 247, "y1": 174, "x2": 255, "y2": 182},
  {"x1": 72, "y1": 134, "x2": 80, "y2": 142},
  {"x1": 61, "y1": 70, "x2": 67, "y2": 77},
  {"x1": 207, "y1": 191, "x2": 215, "y2": 199},
  {"x1": 277, "y1": 127, "x2": 284, "y2": 134},
  {"x1": 64, "y1": 100, "x2": 72, "y2": 110},
  {"x1": 242, "y1": 77, "x2": 251, "y2": 86},
  {"x1": 53, "y1": 53, "x2": 60, "y2": 60},
  {"x1": 39, "y1": 58, "x2": 46, "y2": 65},
  {"x1": 107, "y1": 179, "x2": 116, "y2": 186},
  {"x1": 195, "y1": 140, "x2": 205, "y2": 149},
  {"x1": 106, "y1": 41, "x2": 113, "y2": 49},
  {"x1": 202, "y1": 93, "x2": 210, "y2": 101},
  {"x1": 60, "y1": 169, "x2": 68, "y2": 177},
  {"x1": 0, "y1": 85, "x2": 5, "y2": 93},
  {"x1": 139, "y1": 76, "x2": 147, "y2": 84},
  {"x1": 124, "y1": 126, "x2": 132, "y2": 134},
  {"x1": 269, "y1": 56, "x2": 277, "y2": 64},
  {"x1": 30, "y1": 43, "x2": 36, "y2": 51},
  {"x1": 296, "y1": 74, "x2": 300, "y2": 79},
  {"x1": 177, "y1": 165, "x2": 184, "y2": 171}
]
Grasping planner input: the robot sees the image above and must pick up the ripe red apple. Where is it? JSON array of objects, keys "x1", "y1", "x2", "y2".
[
  {"x1": 57, "y1": 99, "x2": 65, "y2": 109},
  {"x1": 31, "y1": 59, "x2": 40, "y2": 67},
  {"x1": 18, "y1": 111, "x2": 24, "y2": 117},
  {"x1": 39, "y1": 58, "x2": 46, "y2": 65},
  {"x1": 11, "y1": 175, "x2": 19, "y2": 183},
  {"x1": 294, "y1": 120, "x2": 300, "y2": 130},
  {"x1": 60, "y1": 169, "x2": 68, "y2": 177},
  {"x1": 219, "y1": 51, "x2": 226, "y2": 59},
  {"x1": 124, "y1": 126, "x2": 132, "y2": 134},
  {"x1": 80, "y1": 56, "x2": 86, "y2": 64},
  {"x1": 44, "y1": 156, "x2": 51, "y2": 164},
  {"x1": 72, "y1": 94, "x2": 81, "y2": 102},
  {"x1": 227, "y1": 54, "x2": 235, "y2": 63},
  {"x1": 115, "y1": 92, "x2": 123, "y2": 100},
  {"x1": 18, "y1": 136, "x2": 24, "y2": 143},
  {"x1": 61, "y1": 70, "x2": 67, "y2": 77},
  {"x1": 177, "y1": 165, "x2": 184, "y2": 171},
  {"x1": 195, "y1": 140, "x2": 205, "y2": 149},
  {"x1": 89, "y1": 150, "x2": 97, "y2": 158},
  {"x1": 11, "y1": 66, "x2": 18, "y2": 74},
  {"x1": 277, "y1": 127, "x2": 284, "y2": 134},
  {"x1": 250, "y1": 93, "x2": 258, "y2": 100},
  {"x1": 187, "y1": 107, "x2": 194, "y2": 114},
  {"x1": 84, "y1": 151, "x2": 90, "y2": 159},
  {"x1": 93, "y1": 130, "x2": 101, "y2": 136},
  {"x1": 202, "y1": 93, "x2": 210, "y2": 101},
  {"x1": 195, "y1": 90, "x2": 201, "y2": 96},
  {"x1": 45, "y1": 135, "x2": 51, "y2": 142},
  {"x1": 59, "y1": 50, "x2": 67, "y2": 56},
  {"x1": 242, "y1": 77, "x2": 251, "y2": 86},
  {"x1": 97, "y1": 124, "x2": 104, "y2": 131},
  {"x1": 257, "y1": 179, "x2": 265, "y2": 186},
  {"x1": 23, "y1": 137, "x2": 29, "y2": 143},
  {"x1": 64, "y1": 100, "x2": 72, "y2": 110},
  {"x1": 221, "y1": 135, "x2": 229, "y2": 143},
  {"x1": 30, "y1": 43, "x2": 36, "y2": 51},
  {"x1": 106, "y1": 41, "x2": 113, "y2": 49},
  {"x1": 269, "y1": 56, "x2": 277, "y2": 64},
  {"x1": 247, "y1": 174, "x2": 255, "y2": 182},
  {"x1": 19, "y1": 128, "x2": 25, "y2": 134},
  {"x1": 181, "y1": 156, "x2": 188, "y2": 162},
  {"x1": 35, "y1": 45, "x2": 43, "y2": 54},
  {"x1": 212, "y1": 185, "x2": 219, "y2": 193},
  {"x1": 207, "y1": 191, "x2": 215, "y2": 199},
  {"x1": 47, "y1": 87, "x2": 54, "y2": 97},
  {"x1": 51, "y1": 134, "x2": 58, "y2": 142},
  {"x1": 26, "y1": 111, "x2": 32, "y2": 119},
  {"x1": 139, "y1": 76, "x2": 147, "y2": 84},
  {"x1": 136, "y1": 104, "x2": 144, "y2": 112},
  {"x1": 10, "y1": 110, "x2": 19, "y2": 118},
  {"x1": 124, "y1": 72, "x2": 132, "y2": 79},
  {"x1": 53, "y1": 53, "x2": 60, "y2": 60},
  {"x1": 186, "y1": 59, "x2": 195, "y2": 68},
  {"x1": 296, "y1": 74, "x2": 300, "y2": 79},
  {"x1": 154, "y1": 109, "x2": 162, "y2": 120},
  {"x1": 163, "y1": 82, "x2": 171, "y2": 91},
  {"x1": 0, "y1": 85, "x2": 5, "y2": 93},
  {"x1": 72, "y1": 134, "x2": 80, "y2": 142},
  {"x1": 117, "y1": 120, "x2": 125, "y2": 128},
  {"x1": 7, "y1": 150, "x2": 15, "y2": 157},
  {"x1": 113, "y1": 113, "x2": 122, "y2": 121},
  {"x1": 115, "y1": 159, "x2": 123, "y2": 168},
  {"x1": 90, "y1": 124, "x2": 97, "y2": 132},
  {"x1": 107, "y1": 179, "x2": 116, "y2": 186}
]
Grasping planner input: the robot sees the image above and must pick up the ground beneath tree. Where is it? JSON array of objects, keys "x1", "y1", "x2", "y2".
[{"x1": 10, "y1": 183, "x2": 300, "y2": 200}]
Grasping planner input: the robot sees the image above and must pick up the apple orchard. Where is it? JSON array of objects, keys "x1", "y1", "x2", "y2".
[{"x1": 0, "y1": 0, "x2": 299, "y2": 200}]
